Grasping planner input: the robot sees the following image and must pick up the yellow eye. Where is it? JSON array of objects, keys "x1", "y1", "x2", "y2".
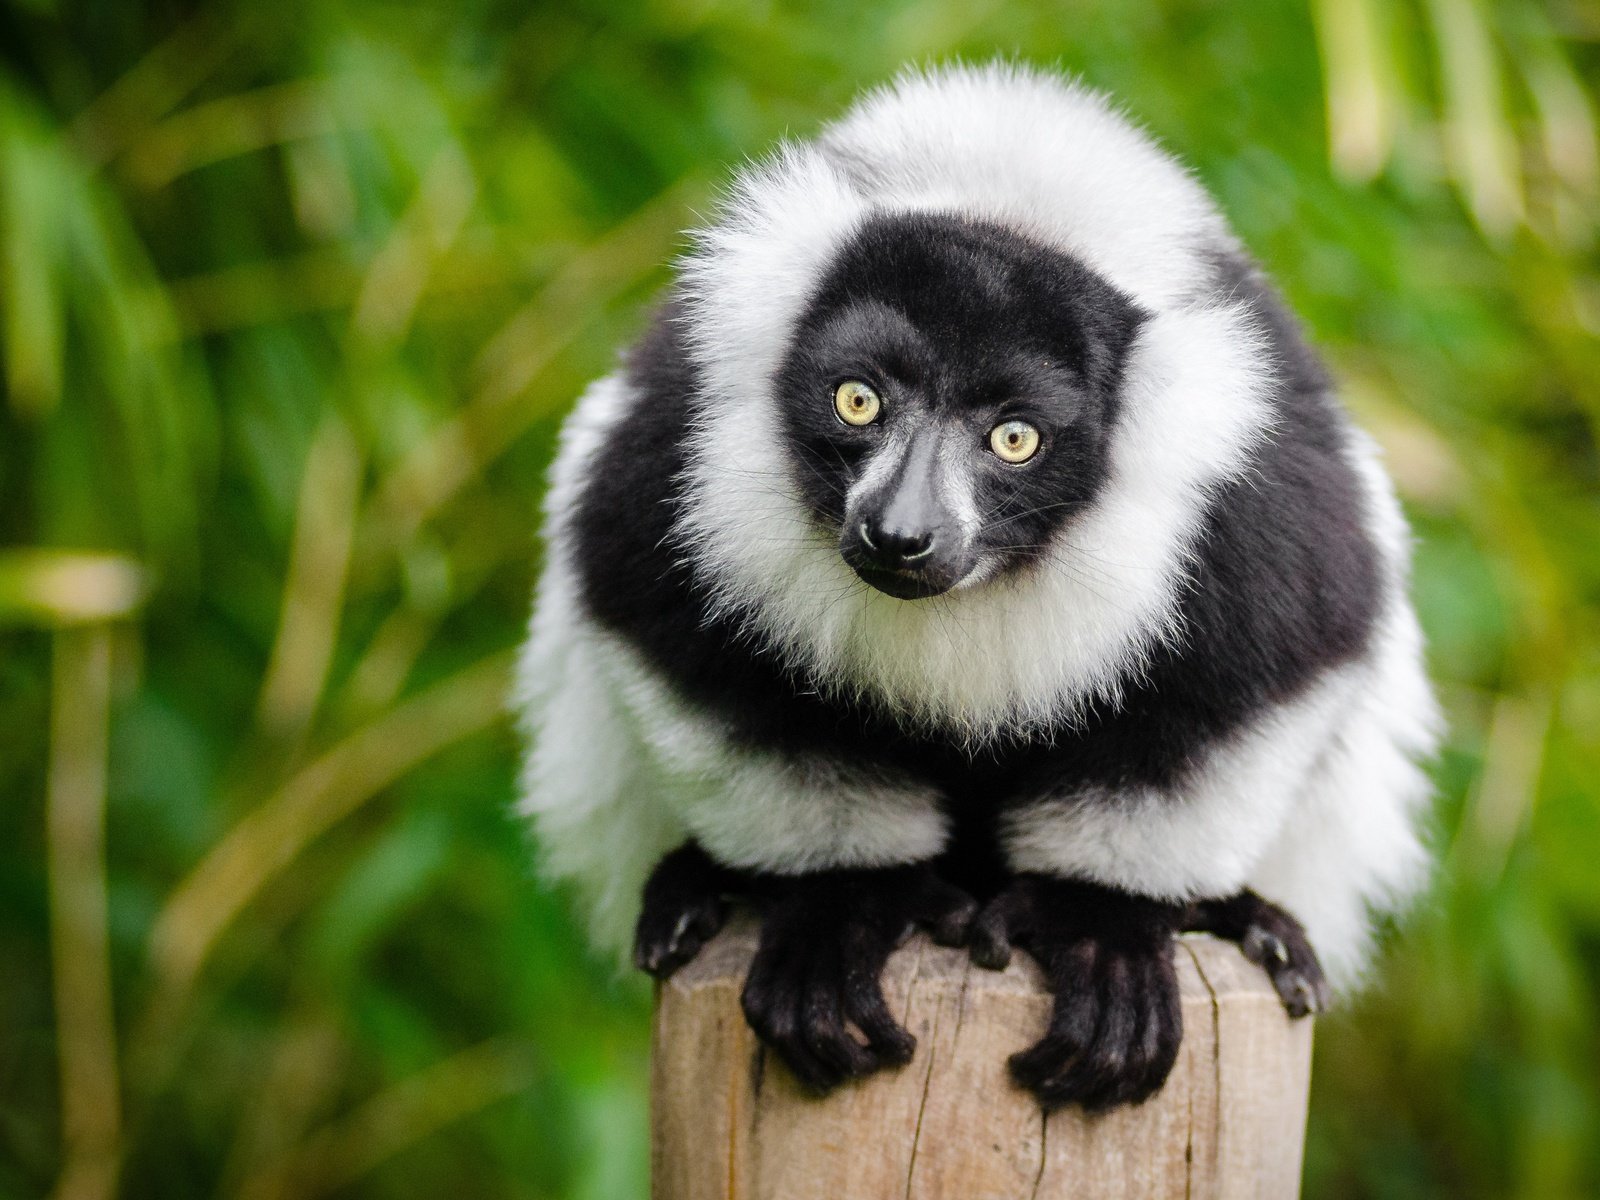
[
  {"x1": 833, "y1": 379, "x2": 881, "y2": 426},
  {"x1": 989, "y1": 420, "x2": 1041, "y2": 464}
]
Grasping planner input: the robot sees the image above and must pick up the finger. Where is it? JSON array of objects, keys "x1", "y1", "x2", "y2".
[
  {"x1": 1241, "y1": 924, "x2": 1291, "y2": 968},
  {"x1": 1242, "y1": 918, "x2": 1333, "y2": 1018},
  {"x1": 632, "y1": 932, "x2": 659, "y2": 976},
  {"x1": 688, "y1": 896, "x2": 727, "y2": 941},
  {"x1": 1100, "y1": 953, "x2": 1182, "y2": 1110},
  {"x1": 633, "y1": 919, "x2": 686, "y2": 979},
  {"x1": 971, "y1": 884, "x2": 1040, "y2": 969},
  {"x1": 843, "y1": 966, "x2": 916, "y2": 1067},
  {"x1": 742, "y1": 963, "x2": 845, "y2": 1093},
  {"x1": 634, "y1": 885, "x2": 728, "y2": 976},
  {"x1": 1026, "y1": 951, "x2": 1138, "y2": 1108},
  {"x1": 1271, "y1": 965, "x2": 1326, "y2": 1018},
  {"x1": 1008, "y1": 958, "x2": 1100, "y2": 1089},
  {"x1": 798, "y1": 955, "x2": 876, "y2": 1083},
  {"x1": 739, "y1": 942, "x2": 799, "y2": 1050},
  {"x1": 1038, "y1": 949, "x2": 1181, "y2": 1113},
  {"x1": 969, "y1": 902, "x2": 1014, "y2": 970},
  {"x1": 636, "y1": 936, "x2": 697, "y2": 980}
]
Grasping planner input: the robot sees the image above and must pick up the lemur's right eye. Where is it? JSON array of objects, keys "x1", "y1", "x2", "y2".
[
  {"x1": 833, "y1": 380, "x2": 881, "y2": 426},
  {"x1": 989, "y1": 420, "x2": 1041, "y2": 464}
]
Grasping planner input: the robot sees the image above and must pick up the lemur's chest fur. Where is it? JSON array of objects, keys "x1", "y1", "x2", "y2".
[{"x1": 569, "y1": 251, "x2": 1382, "y2": 860}]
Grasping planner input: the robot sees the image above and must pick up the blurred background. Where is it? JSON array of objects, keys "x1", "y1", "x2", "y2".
[{"x1": 1, "y1": 0, "x2": 1597, "y2": 1196}]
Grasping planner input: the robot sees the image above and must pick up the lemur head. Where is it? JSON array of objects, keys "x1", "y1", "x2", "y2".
[
  {"x1": 773, "y1": 212, "x2": 1144, "y2": 599},
  {"x1": 673, "y1": 66, "x2": 1278, "y2": 735}
]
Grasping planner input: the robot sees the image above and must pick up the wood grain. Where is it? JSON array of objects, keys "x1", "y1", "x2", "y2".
[{"x1": 652, "y1": 917, "x2": 1312, "y2": 1200}]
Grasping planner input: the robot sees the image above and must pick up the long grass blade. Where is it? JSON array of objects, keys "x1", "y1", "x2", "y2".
[{"x1": 46, "y1": 626, "x2": 122, "y2": 1200}]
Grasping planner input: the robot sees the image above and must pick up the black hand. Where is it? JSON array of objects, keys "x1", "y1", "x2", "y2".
[
  {"x1": 971, "y1": 874, "x2": 1185, "y2": 1112},
  {"x1": 739, "y1": 863, "x2": 977, "y2": 1094},
  {"x1": 1185, "y1": 889, "x2": 1332, "y2": 1017},
  {"x1": 633, "y1": 841, "x2": 740, "y2": 979}
]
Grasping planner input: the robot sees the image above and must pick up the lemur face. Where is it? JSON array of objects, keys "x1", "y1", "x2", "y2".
[{"x1": 774, "y1": 213, "x2": 1145, "y2": 600}]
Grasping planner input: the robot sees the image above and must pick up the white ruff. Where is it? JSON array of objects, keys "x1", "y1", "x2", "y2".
[{"x1": 675, "y1": 62, "x2": 1275, "y2": 744}]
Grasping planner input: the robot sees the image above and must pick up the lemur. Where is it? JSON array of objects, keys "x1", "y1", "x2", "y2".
[{"x1": 516, "y1": 63, "x2": 1439, "y2": 1111}]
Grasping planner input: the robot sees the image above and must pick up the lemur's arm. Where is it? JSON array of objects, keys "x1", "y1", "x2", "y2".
[{"x1": 972, "y1": 661, "x2": 1352, "y2": 1110}]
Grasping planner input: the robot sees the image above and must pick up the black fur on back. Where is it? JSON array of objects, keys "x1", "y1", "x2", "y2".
[{"x1": 570, "y1": 220, "x2": 1380, "y2": 896}]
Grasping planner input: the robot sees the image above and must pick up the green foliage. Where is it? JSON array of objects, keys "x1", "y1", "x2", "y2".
[{"x1": 1, "y1": 1, "x2": 1596, "y2": 1196}]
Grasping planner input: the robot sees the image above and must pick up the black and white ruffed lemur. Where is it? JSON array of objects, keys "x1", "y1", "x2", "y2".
[{"x1": 515, "y1": 63, "x2": 1440, "y2": 1112}]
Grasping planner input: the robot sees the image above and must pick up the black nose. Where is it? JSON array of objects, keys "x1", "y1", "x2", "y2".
[{"x1": 860, "y1": 520, "x2": 935, "y2": 567}]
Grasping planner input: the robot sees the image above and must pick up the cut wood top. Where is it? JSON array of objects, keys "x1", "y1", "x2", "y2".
[
  {"x1": 652, "y1": 915, "x2": 1313, "y2": 1200},
  {"x1": 665, "y1": 913, "x2": 1287, "y2": 1004}
]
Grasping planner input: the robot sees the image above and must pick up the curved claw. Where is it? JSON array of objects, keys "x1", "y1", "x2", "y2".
[
  {"x1": 1188, "y1": 890, "x2": 1333, "y2": 1018},
  {"x1": 634, "y1": 893, "x2": 724, "y2": 979},
  {"x1": 633, "y1": 841, "x2": 735, "y2": 980}
]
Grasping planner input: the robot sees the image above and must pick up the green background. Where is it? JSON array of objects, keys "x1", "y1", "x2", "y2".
[{"x1": 3, "y1": 1, "x2": 1598, "y2": 1196}]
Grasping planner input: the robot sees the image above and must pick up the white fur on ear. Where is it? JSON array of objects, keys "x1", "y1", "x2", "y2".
[{"x1": 818, "y1": 62, "x2": 1231, "y2": 309}]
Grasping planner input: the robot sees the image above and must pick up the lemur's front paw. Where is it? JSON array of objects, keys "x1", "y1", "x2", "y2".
[
  {"x1": 740, "y1": 864, "x2": 977, "y2": 1093},
  {"x1": 971, "y1": 874, "x2": 1185, "y2": 1112},
  {"x1": 633, "y1": 842, "x2": 734, "y2": 979},
  {"x1": 1187, "y1": 889, "x2": 1332, "y2": 1017}
]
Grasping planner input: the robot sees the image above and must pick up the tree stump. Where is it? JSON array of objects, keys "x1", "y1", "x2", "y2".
[{"x1": 651, "y1": 916, "x2": 1312, "y2": 1199}]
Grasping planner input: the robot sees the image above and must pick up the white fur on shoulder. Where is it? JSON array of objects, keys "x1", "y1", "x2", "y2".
[
  {"x1": 1000, "y1": 662, "x2": 1364, "y2": 904},
  {"x1": 594, "y1": 636, "x2": 948, "y2": 874},
  {"x1": 515, "y1": 373, "x2": 684, "y2": 956}
]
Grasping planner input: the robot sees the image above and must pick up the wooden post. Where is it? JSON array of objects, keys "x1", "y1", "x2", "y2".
[{"x1": 652, "y1": 916, "x2": 1313, "y2": 1200}]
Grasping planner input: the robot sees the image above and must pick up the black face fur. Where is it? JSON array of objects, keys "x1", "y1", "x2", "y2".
[{"x1": 773, "y1": 213, "x2": 1144, "y2": 599}]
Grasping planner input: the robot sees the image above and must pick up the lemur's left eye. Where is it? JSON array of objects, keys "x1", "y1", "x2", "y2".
[
  {"x1": 989, "y1": 420, "x2": 1041, "y2": 464},
  {"x1": 833, "y1": 380, "x2": 881, "y2": 426}
]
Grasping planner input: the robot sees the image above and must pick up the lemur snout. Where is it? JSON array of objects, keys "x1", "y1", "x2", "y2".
[
  {"x1": 843, "y1": 511, "x2": 968, "y2": 600},
  {"x1": 858, "y1": 519, "x2": 935, "y2": 566}
]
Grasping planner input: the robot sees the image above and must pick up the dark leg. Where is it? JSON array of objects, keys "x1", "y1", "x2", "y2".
[
  {"x1": 738, "y1": 863, "x2": 977, "y2": 1093},
  {"x1": 969, "y1": 875, "x2": 1186, "y2": 1112},
  {"x1": 633, "y1": 841, "x2": 743, "y2": 979},
  {"x1": 1185, "y1": 889, "x2": 1332, "y2": 1017}
]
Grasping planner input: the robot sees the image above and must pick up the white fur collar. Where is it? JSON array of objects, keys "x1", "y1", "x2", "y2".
[{"x1": 673, "y1": 63, "x2": 1278, "y2": 745}]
